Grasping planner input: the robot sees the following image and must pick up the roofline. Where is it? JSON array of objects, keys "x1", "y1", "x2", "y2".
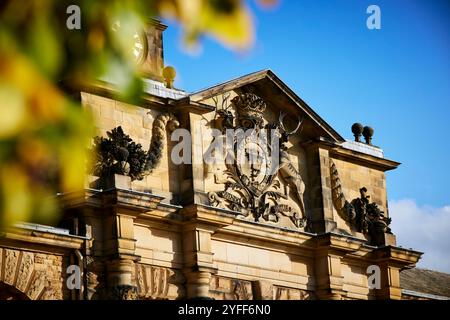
[
  {"x1": 189, "y1": 69, "x2": 345, "y2": 142},
  {"x1": 264, "y1": 70, "x2": 345, "y2": 142},
  {"x1": 402, "y1": 289, "x2": 450, "y2": 300},
  {"x1": 189, "y1": 69, "x2": 270, "y2": 99},
  {"x1": 13, "y1": 222, "x2": 89, "y2": 240}
]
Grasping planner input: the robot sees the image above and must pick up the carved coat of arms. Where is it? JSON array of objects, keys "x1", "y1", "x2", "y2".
[{"x1": 207, "y1": 92, "x2": 308, "y2": 229}]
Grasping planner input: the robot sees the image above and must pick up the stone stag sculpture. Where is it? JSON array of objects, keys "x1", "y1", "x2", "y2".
[
  {"x1": 90, "y1": 112, "x2": 179, "y2": 181},
  {"x1": 273, "y1": 112, "x2": 306, "y2": 218}
]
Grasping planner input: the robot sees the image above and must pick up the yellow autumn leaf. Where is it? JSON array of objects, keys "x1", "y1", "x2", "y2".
[
  {"x1": 0, "y1": 83, "x2": 26, "y2": 138},
  {"x1": 0, "y1": 0, "x2": 268, "y2": 227},
  {"x1": 0, "y1": 164, "x2": 32, "y2": 226},
  {"x1": 199, "y1": 0, "x2": 254, "y2": 50},
  {"x1": 159, "y1": 0, "x2": 254, "y2": 50}
]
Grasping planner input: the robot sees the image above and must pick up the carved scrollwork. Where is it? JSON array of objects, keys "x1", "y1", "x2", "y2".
[
  {"x1": 135, "y1": 264, "x2": 175, "y2": 300},
  {"x1": 330, "y1": 160, "x2": 392, "y2": 246}
]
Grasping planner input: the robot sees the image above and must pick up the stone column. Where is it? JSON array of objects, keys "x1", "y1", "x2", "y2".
[
  {"x1": 185, "y1": 270, "x2": 212, "y2": 299},
  {"x1": 106, "y1": 259, "x2": 137, "y2": 300},
  {"x1": 103, "y1": 212, "x2": 140, "y2": 300}
]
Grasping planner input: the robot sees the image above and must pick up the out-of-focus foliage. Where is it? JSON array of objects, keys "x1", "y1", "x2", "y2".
[
  {"x1": 0, "y1": 0, "x2": 276, "y2": 226},
  {"x1": 158, "y1": 0, "x2": 253, "y2": 50}
]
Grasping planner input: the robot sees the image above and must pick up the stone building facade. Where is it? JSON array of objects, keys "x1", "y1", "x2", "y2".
[{"x1": 0, "y1": 20, "x2": 427, "y2": 300}]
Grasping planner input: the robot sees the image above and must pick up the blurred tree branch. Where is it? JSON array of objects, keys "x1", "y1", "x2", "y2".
[{"x1": 0, "y1": 0, "x2": 276, "y2": 226}]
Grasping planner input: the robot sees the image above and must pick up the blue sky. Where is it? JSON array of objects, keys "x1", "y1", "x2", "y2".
[
  {"x1": 163, "y1": 1, "x2": 450, "y2": 271},
  {"x1": 163, "y1": 0, "x2": 450, "y2": 209}
]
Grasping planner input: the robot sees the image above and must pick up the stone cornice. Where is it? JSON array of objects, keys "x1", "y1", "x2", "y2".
[
  {"x1": 369, "y1": 245, "x2": 423, "y2": 268},
  {"x1": 303, "y1": 137, "x2": 400, "y2": 171},
  {"x1": 330, "y1": 147, "x2": 400, "y2": 172},
  {"x1": 59, "y1": 187, "x2": 164, "y2": 216},
  {"x1": 0, "y1": 226, "x2": 85, "y2": 253},
  {"x1": 60, "y1": 189, "x2": 421, "y2": 268}
]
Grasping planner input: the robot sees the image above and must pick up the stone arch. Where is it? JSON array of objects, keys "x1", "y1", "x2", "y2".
[
  {"x1": 0, "y1": 247, "x2": 53, "y2": 300},
  {"x1": 0, "y1": 282, "x2": 30, "y2": 300}
]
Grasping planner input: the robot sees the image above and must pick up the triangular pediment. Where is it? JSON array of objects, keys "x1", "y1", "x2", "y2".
[{"x1": 189, "y1": 69, "x2": 345, "y2": 143}]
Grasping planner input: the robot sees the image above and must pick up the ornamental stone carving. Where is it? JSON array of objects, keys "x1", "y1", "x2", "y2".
[
  {"x1": 4, "y1": 249, "x2": 19, "y2": 285},
  {"x1": 90, "y1": 112, "x2": 179, "y2": 181},
  {"x1": 207, "y1": 92, "x2": 307, "y2": 229},
  {"x1": 0, "y1": 248, "x2": 58, "y2": 300},
  {"x1": 15, "y1": 252, "x2": 34, "y2": 292},
  {"x1": 330, "y1": 160, "x2": 392, "y2": 246},
  {"x1": 209, "y1": 276, "x2": 253, "y2": 300},
  {"x1": 254, "y1": 280, "x2": 313, "y2": 300},
  {"x1": 26, "y1": 271, "x2": 47, "y2": 300},
  {"x1": 41, "y1": 286, "x2": 57, "y2": 300},
  {"x1": 273, "y1": 286, "x2": 312, "y2": 300},
  {"x1": 209, "y1": 276, "x2": 313, "y2": 300},
  {"x1": 109, "y1": 285, "x2": 138, "y2": 300},
  {"x1": 135, "y1": 264, "x2": 175, "y2": 299}
]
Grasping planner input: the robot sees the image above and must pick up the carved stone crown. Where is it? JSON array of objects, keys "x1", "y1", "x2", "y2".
[{"x1": 232, "y1": 93, "x2": 266, "y2": 126}]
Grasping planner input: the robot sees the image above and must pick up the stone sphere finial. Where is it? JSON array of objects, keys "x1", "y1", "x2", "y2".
[
  {"x1": 351, "y1": 123, "x2": 363, "y2": 142},
  {"x1": 362, "y1": 126, "x2": 374, "y2": 145},
  {"x1": 163, "y1": 66, "x2": 176, "y2": 89}
]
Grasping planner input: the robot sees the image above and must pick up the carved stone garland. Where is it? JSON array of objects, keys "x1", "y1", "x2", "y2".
[
  {"x1": 90, "y1": 112, "x2": 179, "y2": 181},
  {"x1": 208, "y1": 93, "x2": 307, "y2": 229},
  {"x1": 330, "y1": 160, "x2": 392, "y2": 246}
]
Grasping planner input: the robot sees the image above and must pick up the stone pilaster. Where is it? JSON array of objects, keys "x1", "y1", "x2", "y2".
[
  {"x1": 103, "y1": 212, "x2": 140, "y2": 299},
  {"x1": 314, "y1": 250, "x2": 344, "y2": 299},
  {"x1": 369, "y1": 246, "x2": 421, "y2": 300},
  {"x1": 93, "y1": 174, "x2": 163, "y2": 299},
  {"x1": 305, "y1": 143, "x2": 336, "y2": 233},
  {"x1": 181, "y1": 207, "x2": 217, "y2": 299},
  {"x1": 372, "y1": 263, "x2": 402, "y2": 300},
  {"x1": 313, "y1": 233, "x2": 367, "y2": 300}
]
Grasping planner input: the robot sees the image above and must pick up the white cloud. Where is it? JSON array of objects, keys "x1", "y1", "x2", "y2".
[{"x1": 389, "y1": 199, "x2": 450, "y2": 273}]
